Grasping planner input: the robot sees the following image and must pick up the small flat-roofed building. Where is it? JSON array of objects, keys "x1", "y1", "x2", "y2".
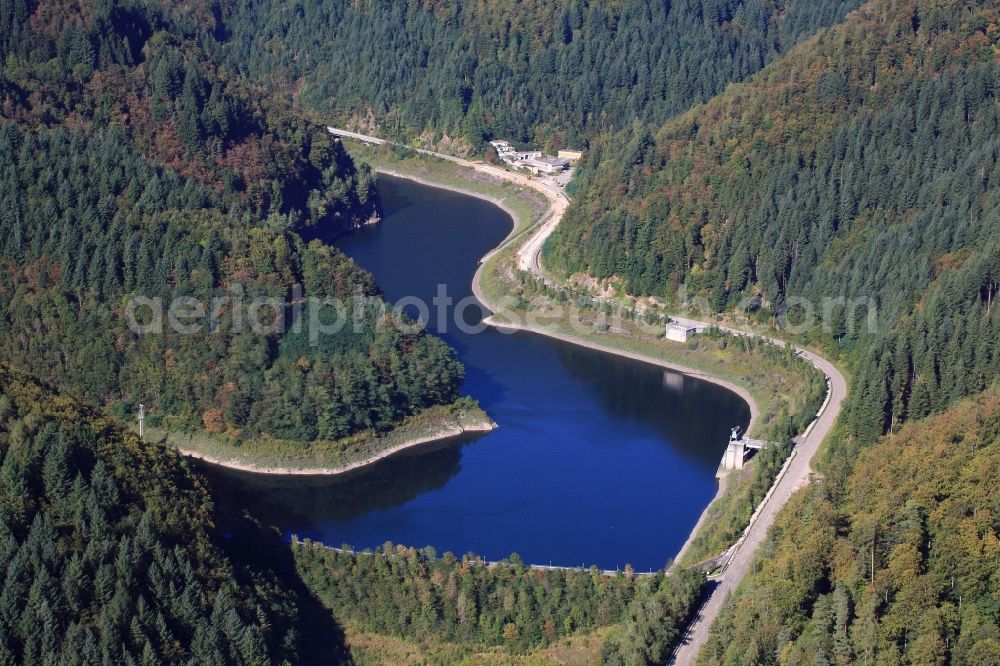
[
  {"x1": 516, "y1": 158, "x2": 567, "y2": 175},
  {"x1": 490, "y1": 140, "x2": 514, "y2": 154},
  {"x1": 514, "y1": 159, "x2": 542, "y2": 174},
  {"x1": 516, "y1": 156, "x2": 569, "y2": 174},
  {"x1": 666, "y1": 322, "x2": 697, "y2": 342},
  {"x1": 538, "y1": 156, "x2": 570, "y2": 172},
  {"x1": 558, "y1": 149, "x2": 583, "y2": 163}
]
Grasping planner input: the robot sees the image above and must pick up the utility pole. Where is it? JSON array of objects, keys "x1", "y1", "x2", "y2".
[{"x1": 138, "y1": 403, "x2": 144, "y2": 440}]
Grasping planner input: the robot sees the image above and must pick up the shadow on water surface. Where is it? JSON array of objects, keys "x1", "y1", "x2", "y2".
[
  {"x1": 459, "y1": 358, "x2": 507, "y2": 410},
  {"x1": 550, "y1": 342, "x2": 750, "y2": 461},
  {"x1": 204, "y1": 174, "x2": 752, "y2": 570},
  {"x1": 197, "y1": 432, "x2": 485, "y2": 537}
]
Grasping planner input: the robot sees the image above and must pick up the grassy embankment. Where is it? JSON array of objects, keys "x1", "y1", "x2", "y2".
[
  {"x1": 352, "y1": 141, "x2": 824, "y2": 439},
  {"x1": 320, "y1": 140, "x2": 829, "y2": 663},
  {"x1": 347, "y1": 142, "x2": 827, "y2": 570}
]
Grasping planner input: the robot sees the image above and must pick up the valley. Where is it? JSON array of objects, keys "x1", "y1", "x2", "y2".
[{"x1": 1, "y1": 0, "x2": 997, "y2": 663}]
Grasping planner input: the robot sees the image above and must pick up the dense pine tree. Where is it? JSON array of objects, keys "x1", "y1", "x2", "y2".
[
  {"x1": 0, "y1": 366, "x2": 347, "y2": 663},
  {"x1": 0, "y1": 0, "x2": 465, "y2": 445},
  {"x1": 548, "y1": 0, "x2": 1000, "y2": 445},
  {"x1": 293, "y1": 539, "x2": 706, "y2": 655},
  {"x1": 217, "y1": 0, "x2": 862, "y2": 150}
]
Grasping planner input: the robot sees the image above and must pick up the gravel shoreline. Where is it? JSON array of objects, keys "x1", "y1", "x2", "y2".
[
  {"x1": 380, "y1": 164, "x2": 762, "y2": 569},
  {"x1": 173, "y1": 417, "x2": 496, "y2": 476}
]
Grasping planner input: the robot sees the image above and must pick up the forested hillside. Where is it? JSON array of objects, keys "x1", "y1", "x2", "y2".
[
  {"x1": 293, "y1": 540, "x2": 706, "y2": 661},
  {"x1": 548, "y1": 0, "x2": 1000, "y2": 445},
  {"x1": 698, "y1": 388, "x2": 1000, "y2": 665},
  {"x1": 3, "y1": 0, "x2": 378, "y2": 232},
  {"x1": 0, "y1": 0, "x2": 466, "y2": 445},
  {"x1": 0, "y1": 365, "x2": 349, "y2": 663},
  {"x1": 219, "y1": 0, "x2": 861, "y2": 149},
  {"x1": 3, "y1": 0, "x2": 999, "y2": 663}
]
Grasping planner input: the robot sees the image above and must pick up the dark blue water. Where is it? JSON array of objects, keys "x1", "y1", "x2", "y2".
[{"x1": 205, "y1": 175, "x2": 749, "y2": 571}]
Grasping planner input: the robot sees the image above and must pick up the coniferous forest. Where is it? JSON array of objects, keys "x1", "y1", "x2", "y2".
[
  {"x1": 0, "y1": 0, "x2": 466, "y2": 445},
  {"x1": 2, "y1": 0, "x2": 1000, "y2": 663},
  {"x1": 293, "y1": 541, "x2": 705, "y2": 660},
  {"x1": 219, "y1": 0, "x2": 863, "y2": 150},
  {"x1": 0, "y1": 365, "x2": 349, "y2": 663},
  {"x1": 545, "y1": 0, "x2": 1000, "y2": 453},
  {"x1": 700, "y1": 391, "x2": 1000, "y2": 665}
]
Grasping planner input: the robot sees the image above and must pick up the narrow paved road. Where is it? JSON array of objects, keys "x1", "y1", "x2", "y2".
[
  {"x1": 670, "y1": 346, "x2": 845, "y2": 664},
  {"x1": 327, "y1": 126, "x2": 567, "y2": 249},
  {"x1": 512, "y1": 186, "x2": 567, "y2": 275},
  {"x1": 328, "y1": 127, "x2": 848, "y2": 663}
]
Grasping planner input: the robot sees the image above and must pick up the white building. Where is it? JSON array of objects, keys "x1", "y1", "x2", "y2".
[
  {"x1": 510, "y1": 150, "x2": 542, "y2": 162},
  {"x1": 490, "y1": 140, "x2": 515, "y2": 156},
  {"x1": 515, "y1": 156, "x2": 569, "y2": 175},
  {"x1": 492, "y1": 140, "x2": 570, "y2": 173},
  {"x1": 666, "y1": 322, "x2": 698, "y2": 342},
  {"x1": 536, "y1": 156, "x2": 569, "y2": 173}
]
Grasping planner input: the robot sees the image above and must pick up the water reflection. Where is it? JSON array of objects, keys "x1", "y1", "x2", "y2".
[
  {"x1": 207, "y1": 175, "x2": 750, "y2": 570},
  {"x1": 199, "y1": 432, "x2": 485, "y2": 535},
  {"x1": 550, "y1": 341, "x2": 746, "y2": 463}
]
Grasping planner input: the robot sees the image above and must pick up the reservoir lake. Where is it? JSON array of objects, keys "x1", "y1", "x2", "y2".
[{"x1": 204, "y1": 174, "x2": 750, "y2": 571}]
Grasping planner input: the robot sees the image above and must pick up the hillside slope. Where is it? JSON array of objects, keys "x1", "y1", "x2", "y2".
[
  {"x1": 548, "y1": 0, "x2": 999, "y2": 444},
  {"x1": 698, "y1": 388, "x2": 1000, "y2": 664},
  {"x1": 0, "y1": 0, "x2": 467, "y2": 448},
  {"x1": 551, "y1": 0, "x2": 998, "y2": 311},
  {"x1": 220, "y1": 0, "x2": 862, "y2": 149},
  {"x1": 0, "y1": 365, "x2": 349, "y2": 663}
]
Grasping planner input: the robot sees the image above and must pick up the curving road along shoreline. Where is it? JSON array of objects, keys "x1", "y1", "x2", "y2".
[
  {"x1": 329, "y1": 127, "x2": 848, "y2": 663},
  {"x1": 669, "y1": 338, "x2": 846, "y2": 665}
]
